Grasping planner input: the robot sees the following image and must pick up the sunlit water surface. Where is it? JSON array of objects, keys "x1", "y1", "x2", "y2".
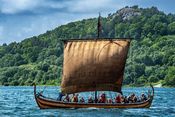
[{"x1": 0, "y1": 86, "x2": 175, "y2": 117}]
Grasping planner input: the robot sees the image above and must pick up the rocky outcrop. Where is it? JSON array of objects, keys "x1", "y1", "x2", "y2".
[{"x1": 112, "y1": 7, "x2": 141, "y2": 20}]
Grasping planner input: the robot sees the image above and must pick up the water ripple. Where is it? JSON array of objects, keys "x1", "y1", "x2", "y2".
[{"x1": 0, "y1": 86, "x2": 175, "y2": 117}]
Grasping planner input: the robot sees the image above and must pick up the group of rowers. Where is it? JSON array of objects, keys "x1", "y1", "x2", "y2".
[{"x1": 57, "y1": 92, "x2": 148, "y2": 104}]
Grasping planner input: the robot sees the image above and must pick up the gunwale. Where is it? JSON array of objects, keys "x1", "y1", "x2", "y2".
[{"x1": 34, "y1": 85, "x2": 154, "y2": 109}]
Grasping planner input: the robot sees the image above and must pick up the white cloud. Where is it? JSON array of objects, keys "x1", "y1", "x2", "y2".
[
  {"x1": 45, "y1": 1, "x2": 66, "y2": 9},
  {"x1": 1, "y1": 0, "x2": 40, "y2": 14},
  {"x1": 0, "y1": 0, "x2": 174, "y2": 44},
  {"x1": 71, "y1": 0, "x2": 110, "y2": 12},
  {"x1": 69, "y1": 0, "x2": 124, "y2": 13},
  {"x1": 0, "y1": 0, "x2": 127, "y2": 44},
  {"x1": 0, "y1": 0, "x2": 124, "y2": 15}
]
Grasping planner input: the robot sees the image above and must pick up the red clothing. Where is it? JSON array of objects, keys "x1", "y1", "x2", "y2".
[
  {"x1": 73, "y1": 96, "x2": 78, "y2": 102},
  {"x1": 116, "y1": 95, "x2": 121, "y2": 103}
]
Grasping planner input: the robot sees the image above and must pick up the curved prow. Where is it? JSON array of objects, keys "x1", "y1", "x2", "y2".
[
  {"x1": 150, "y1": 84, "x2": 154, "y2": 97},
  {"x1": 34, "y1": 83, "x2": 37, "y2": 96},
  {"x1": 33, "y1": 83, "x2": 42, "y2": 109}
]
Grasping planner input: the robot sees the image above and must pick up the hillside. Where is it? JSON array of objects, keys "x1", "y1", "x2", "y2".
[{"x1": 0, "y1": 6, "x2": 175, "y2": 86}]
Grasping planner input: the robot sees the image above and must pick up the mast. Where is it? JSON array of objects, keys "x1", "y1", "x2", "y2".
[
  {"x1": 97, "y1": 12, "x2": 101, "y2": 38},
  {"x1": 95, "y1": 13, "x2": 102, "y2": 103},
  {"x1": 61, "y1": 16, "x2": 130, "y2": 96}
]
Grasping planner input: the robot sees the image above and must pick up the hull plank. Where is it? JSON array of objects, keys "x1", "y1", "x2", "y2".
[{"x1": 34, "y1": 85, "x2": 154, "y2": 109}]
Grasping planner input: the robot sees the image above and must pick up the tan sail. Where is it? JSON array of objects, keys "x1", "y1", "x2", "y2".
[{"x1": 61, "y1": 39, "x2": 130, "y2": 94}]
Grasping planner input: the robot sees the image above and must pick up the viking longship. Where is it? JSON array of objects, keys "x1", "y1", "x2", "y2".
[{"x1": 34, "y1": 14, "x2": 154, "y2": 109}]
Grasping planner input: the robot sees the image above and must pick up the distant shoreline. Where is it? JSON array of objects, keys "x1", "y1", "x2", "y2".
[
  {"x1": 154, "y1": 83, "x2": 162, "y2": 88},
  {"x1": 0, "y1": 84, "x2": 174, "y2": 88}
]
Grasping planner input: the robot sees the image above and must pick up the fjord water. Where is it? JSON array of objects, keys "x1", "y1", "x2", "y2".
[{"x1": 0, "y1": 86, "x2": 175, "y2": 117}]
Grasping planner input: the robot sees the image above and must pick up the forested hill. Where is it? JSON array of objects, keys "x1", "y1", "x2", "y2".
[{"x1": 0, "y1": 6, "x2": 175, "y2": 86}]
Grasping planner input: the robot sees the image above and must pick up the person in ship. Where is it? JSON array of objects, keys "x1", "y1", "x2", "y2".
[
  {"x1": 88, "y1": 96, "x2": 94, "y2": 103},
  {"x1": 123, "y1": 96, "x2": 129, "y2": 103},
  {"x1": 72, "y1": 94, "x2": 79, "y2": 102},
  {"x1": 120, "y1": 95, "x2": 125, "y2": 103},
  {"x1": 98, "y1": 92, "x2": 107, "y2": 103},
  {"x1": 127, "y1": 93, "x2": 139, "y2": 103},
  {"x1": 108, "y1": 98, "x2": 113, "y2": 103},
  {"x1": 63, "y1": 94, "x2": 70, "y2": 102},
  {"x1": 133, "y1": 94, "x2": 138, "y2": 102},
  {"x1": 115, "y1": 94, "x2": 122, "y2": 103},
  {"x1": 57, "y1": 92, "x2": 65, "y2": 101},
  {"x1": 140, "y1": 93, "x2": 147, "y2": 101},
  {"x1": 79, "y1": 97, "x2": 85, "y2": 103},
  {"x1": 69, "y1": 93, "x2": 78, "y2": 102}
]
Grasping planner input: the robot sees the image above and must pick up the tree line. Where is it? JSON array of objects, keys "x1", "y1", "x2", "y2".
[{"x1": 0, "y1": 6, "x2": 175, "y2": 86}]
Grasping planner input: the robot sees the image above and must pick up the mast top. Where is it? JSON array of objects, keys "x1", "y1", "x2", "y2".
[{"x1": 97, "y1": 12, "x2": 101, "y2": 38}]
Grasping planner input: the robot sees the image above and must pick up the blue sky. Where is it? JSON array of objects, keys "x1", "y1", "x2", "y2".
[{"x1": 0, "y1": 0, "x2": 175, "y2": 44}]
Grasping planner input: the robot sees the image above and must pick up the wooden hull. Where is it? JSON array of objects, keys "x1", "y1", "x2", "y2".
[{"x1": 34, "y1": 85, "x2": 154, "y2": 109}]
